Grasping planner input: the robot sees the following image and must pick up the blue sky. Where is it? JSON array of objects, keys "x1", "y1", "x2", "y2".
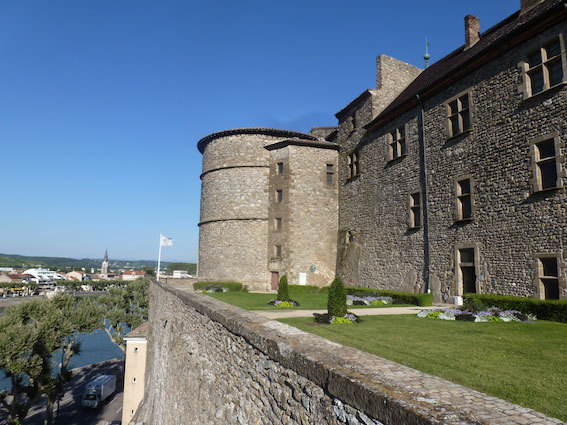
[{"x1": 0, "y1": 0, "x2": 519, "y2": 262}]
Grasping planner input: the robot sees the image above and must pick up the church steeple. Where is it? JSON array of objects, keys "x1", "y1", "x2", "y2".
[{"x1": 101, "y1": 249, "x2": 109, "y2": 276}]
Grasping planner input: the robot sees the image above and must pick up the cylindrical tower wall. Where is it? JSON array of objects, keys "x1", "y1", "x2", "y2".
[{"x1": 198, "y1": 130, "x2": 312, "y2": 289}]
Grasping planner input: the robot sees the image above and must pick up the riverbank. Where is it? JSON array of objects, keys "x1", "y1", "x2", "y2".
[{"x1": 0, "y1": 295, "x2": 46, "y2": 308}]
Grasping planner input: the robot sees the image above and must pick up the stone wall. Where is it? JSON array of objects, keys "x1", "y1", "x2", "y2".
[
  {"x1": 198, "y1": 130, "x2": 317, "y2": 290},
  {"x1": 134, "y1": 280, "x2": 562, "y2": 425},
  {"x1": 338, "y1": 18, "x2": 567, "y2": 301},
  {"x1": 268, "y1": 144, "x2": 338, "y2": 286}
]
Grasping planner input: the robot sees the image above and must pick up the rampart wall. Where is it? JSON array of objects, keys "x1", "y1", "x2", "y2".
[{"x1": 134, "y1": 280, "x2": 561, "y2": 425}]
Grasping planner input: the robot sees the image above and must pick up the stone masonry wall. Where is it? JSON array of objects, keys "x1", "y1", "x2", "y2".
[
  {"x1": 198, "y1": 132, "x2": 286, "y2": 290},
  {"x1": 135, "y1": 280, "x2": 562, "y2": 425},
  {"x1": 338, "y1": 19, "x2": 567, "y2": 301}
]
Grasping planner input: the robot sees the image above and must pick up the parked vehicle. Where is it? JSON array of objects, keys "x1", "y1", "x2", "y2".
[{"x1": 81, "y1": 375, "x2": 117, "y2": 408}]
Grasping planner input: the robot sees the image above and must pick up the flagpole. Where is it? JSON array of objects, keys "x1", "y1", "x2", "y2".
[{"x1": 157, "y1": 233, "x2": 162, "y2": 281}]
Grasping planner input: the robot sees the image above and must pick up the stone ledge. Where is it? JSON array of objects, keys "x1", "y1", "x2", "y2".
[{"x1": 155, "y1": 279, "x2": 563, "y2": 425}]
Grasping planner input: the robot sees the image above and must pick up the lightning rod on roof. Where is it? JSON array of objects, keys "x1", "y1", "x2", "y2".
[{"x1": 424, "y1": 37, "x2": 430, "y2": 68}]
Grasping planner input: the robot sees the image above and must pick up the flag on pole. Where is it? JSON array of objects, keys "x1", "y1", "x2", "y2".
[{"x1": 160, "y1": 235, "x2": 174, "y2": 247}]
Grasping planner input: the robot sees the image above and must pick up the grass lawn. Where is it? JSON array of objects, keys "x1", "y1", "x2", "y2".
[
  {"x1": 204, "y1": 292, "x2": 411, "y2": 310},
  {"x1": 278, "y1": 315, "x2": 567, "y2": 421}
]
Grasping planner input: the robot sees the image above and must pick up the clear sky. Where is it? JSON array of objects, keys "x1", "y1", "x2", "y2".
[{"x1": 0, "y1": 0, "x2": 519, "y2": 263}]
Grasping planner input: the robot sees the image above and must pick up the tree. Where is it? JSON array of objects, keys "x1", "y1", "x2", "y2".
[
  {"x1": 141, "y1": 266, "x2": 155, "y2": 277},
  {"x1": 98, "y1": 278, "x2": 149, "y2": 352},
  {"x1": 165, "y1": 262, "x2": 196, "y2": 275},
  {"x1": 328, "y1": 276, "x2": 347, "y2": 317},
  {"x1": 277, "y1": 275, "x2": 289, "y2": 301},
  {"x1": 0, "y1": 296, "x2": 104, "y2": 425},
  {"x1": 0, "y1": 299, "x2": 56, "y2": 425}
]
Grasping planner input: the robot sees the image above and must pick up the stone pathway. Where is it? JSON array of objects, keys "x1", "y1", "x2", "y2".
[{"x1": 254, "y1": 305, "x2": 436, "y2": 319}]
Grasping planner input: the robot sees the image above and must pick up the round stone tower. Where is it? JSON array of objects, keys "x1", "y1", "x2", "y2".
[{"x1": 197, "y1": 128, "x2": 317, "y2": 290}]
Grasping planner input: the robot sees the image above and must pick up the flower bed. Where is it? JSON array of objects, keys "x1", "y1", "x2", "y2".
[
  {"x1": 417, "y1": 307, "x2": 536, "y2": 322},
  {"x1": 268, "y1": 299, "x2": 300, "y2": 308},
  {"x1": 313, "y1": 312, "x2": 361, "y2": 324},
  {"x1": 346, "y1": 295, "x2": 393, "y2": 306},
  {"x1": 196, "y1": 285, "x2": 229, "y2": 293}
]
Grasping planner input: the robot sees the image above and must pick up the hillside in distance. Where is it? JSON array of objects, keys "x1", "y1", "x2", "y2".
[{"x1": 0, "y1": 253, "x2": 182, "y2": 271}]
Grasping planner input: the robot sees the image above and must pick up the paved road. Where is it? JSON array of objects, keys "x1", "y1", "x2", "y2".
[{"x1": 19, "y1": 359, "x2": 124, "y2": 425}]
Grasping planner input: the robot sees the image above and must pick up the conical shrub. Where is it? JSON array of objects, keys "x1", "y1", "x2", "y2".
[
  {"x1": 328, "y1": 276, "x2": 347, "y2": 317},
  {"x1": 277, "y1": 275, "x2": 289, "y2": 301}
]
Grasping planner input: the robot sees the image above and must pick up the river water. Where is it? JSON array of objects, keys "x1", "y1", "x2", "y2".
[{"x1": 0, "y1": 306, "x2": 125, "y2": 391}]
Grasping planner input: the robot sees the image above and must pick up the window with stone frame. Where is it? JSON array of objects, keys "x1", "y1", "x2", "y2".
[
  {"x1": 408, "y1": 191, "x2": 422, "y2": 229},
  {"x1": 455, "y1": 177, "x2": 473, "y2": 221},
  {"x1": 525, "y1": 37, "x2": 565, "y2": 96},
  {"x1": 274, "y1": 217, "x2": 282, "y2": 232},
  {"x1": 536, "y1": 255, "x2": 560, "y2": 300},
  {"x1": 326, "y1": 163, "x2": 335, "y2": 186},
  {"x1": 529, "y1": 134, "x2": 563, "y2": 192},
  {"x1": 275, "y1": 189, "x2": 283, "y2": 202},
  {"x1": 446, "y1": 92, "x2": 471, "y2": 138},
  {"x1": 276, "y1": 162, "x2": 284, "y2": 175},
  {"x1": 388, "y1": 126, "x2": 406, "y2": 161},
  {"x1": 274, "y1": 245, "x2": 282, "y2": 258},
  {"x1": 347, "y1": 150, "x2": 359, "y2": 179}
]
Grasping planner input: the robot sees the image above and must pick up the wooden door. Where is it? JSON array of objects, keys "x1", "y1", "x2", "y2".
[{"x1": 271, "y1": 272, "x2": 279, "y2": 290}]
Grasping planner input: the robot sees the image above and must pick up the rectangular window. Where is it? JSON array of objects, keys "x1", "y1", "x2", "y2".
[
  {"x1": 274, "y1": 217, "x2": 282, "y2": 231},
  {"x1": 458, "y1": 248, "x2": 477, "y2": 294},
  {"x1": 275, "y1": 190, "x2": 283, "y2": 203},
  {"x1": 456, "y1": 178, "x2": 473, "y2": 221},
  {"x1": 537, "y1": 256, "x2": 560, "y2": 300},
  {"x1": 531, "y1": 135, "x2": 562, "y2": 192},
  {"x1": 326, "y1": 164, "x2": 335, "y2": 186},
  {"x1": 389, "y1": 126, "x2": 406, "y2": 160},
  {"x1": 526, "y1": 37, "x2": 565, "y2": 96},
  {"x1": 409, "y1": 191, "x2": 422, "y2": 229},
  {"x1": 447, "y1": 93, "x2": 471, "y2": 138},
  {"x1": 276, "y1": 162, "x2": 284, "y2": 175},
  {"x1": 274, "y1": 245, "x2": 282, "y2": 258},
  {"x1": 348, "y1": 151, "x2": 359, "y2": 178}
]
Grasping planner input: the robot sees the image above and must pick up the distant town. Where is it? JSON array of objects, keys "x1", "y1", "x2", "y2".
[{"x1": 0, "y1": 251, "x2": 196, "y2": 298}]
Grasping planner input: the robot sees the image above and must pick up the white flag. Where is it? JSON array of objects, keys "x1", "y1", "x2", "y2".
[{"x1": 160, "y1": 235, "x2": 174, "y2": 247}]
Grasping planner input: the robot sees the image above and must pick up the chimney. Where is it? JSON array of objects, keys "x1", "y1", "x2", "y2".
[
  {"x1": 520, "y1": 0, "x2": 545, "y2": 15},
  {"x1": 464, "y1": 15, "x2": 480, "y2": 50}
]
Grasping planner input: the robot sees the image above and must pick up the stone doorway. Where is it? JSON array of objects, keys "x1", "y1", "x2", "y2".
[{"x1": 271, "y1": 272, "x2": 279, "y2": 290}]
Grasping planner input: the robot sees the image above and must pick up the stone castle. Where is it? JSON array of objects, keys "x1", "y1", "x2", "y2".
[{"x1": 197, "y1": 0, "x2": 567, "y2": 303}]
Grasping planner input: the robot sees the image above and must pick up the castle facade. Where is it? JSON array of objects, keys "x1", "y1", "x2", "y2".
[{"x1": 197, "y1": 0, "x2": 567, "y2": 301}]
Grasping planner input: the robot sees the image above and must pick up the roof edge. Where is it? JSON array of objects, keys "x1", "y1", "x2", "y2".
[
  {"x1": 197, "y1": 128, "x2": 317, "y2": 153},
  {"x1": 264, "y1": 138, "x2": 340, "y2": 151}
]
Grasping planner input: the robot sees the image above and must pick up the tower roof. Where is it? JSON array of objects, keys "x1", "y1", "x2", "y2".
[{"x1": 104, "y1": 250, "x2": 108, "y2": 262}]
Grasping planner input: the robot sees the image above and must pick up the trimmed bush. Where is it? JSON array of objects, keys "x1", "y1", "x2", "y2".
[
  {"x1": 328, "y1": 276, "x2": 347, "y2": 317},
  {"x1": 277, "y1": 275, "x2": 289, "y2": 301},
  {"x1": 344, "y1": 287, "x2": 433, "y2": 306},
  {"x1": 193, "y1": 281, "x2": 246, "y2": 292},
  {"x1": 288, "y1": 284, "x2": 326, "y2": 294},
  {"x1": 463, "y1": 293, "x2": 567, "y2": 323}
]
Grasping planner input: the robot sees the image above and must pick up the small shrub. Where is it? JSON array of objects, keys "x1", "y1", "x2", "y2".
[
  {"x1": 277, "y1": 275, "x2": 289, "y2": 301},
  {"x1": 328, "y1": 276, "x2": 347, "y2": 317},
  {"x1": 193, "y1": 281, "x2": 246, "y2": 292},
  {"x1": 288, "y1": 285, "x2": 325, "y2": 294},
  {"x1": 463, "y1": 293, "x2": 567, "y2": 323}
]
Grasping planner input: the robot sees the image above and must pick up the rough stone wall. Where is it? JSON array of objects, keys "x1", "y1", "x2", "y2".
[
  {"x1": 287, "y1": 145, "x2": 338, "y2": 286},
  {"x1": 423, "y1": 21, "x2": 567, "y2": 300},
  {"x1": 198, "y1": 133, "x2": 280, "y2": 290},
  {"x1": 135, "y1": 280, "x2": 563, "y2": 425},
  {"x1": 375, "y1": 55, "x2": 422, "y2": 108},
  {"x1": 338, "y1": 21, "x2": 567, "y2": 300}
]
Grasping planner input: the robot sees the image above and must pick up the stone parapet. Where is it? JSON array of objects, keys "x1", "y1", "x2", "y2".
[{"x1": 135, "y1": 279, "x2": 562, "y2": 425}]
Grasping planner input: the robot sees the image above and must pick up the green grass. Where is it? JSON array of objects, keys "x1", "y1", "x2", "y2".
[
  {"x1": 278, "y1": 315, "x2": 567, "y2": 421},
  {"x1": 204, "y1": 292, "x2": 411, "y2": 310}
]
